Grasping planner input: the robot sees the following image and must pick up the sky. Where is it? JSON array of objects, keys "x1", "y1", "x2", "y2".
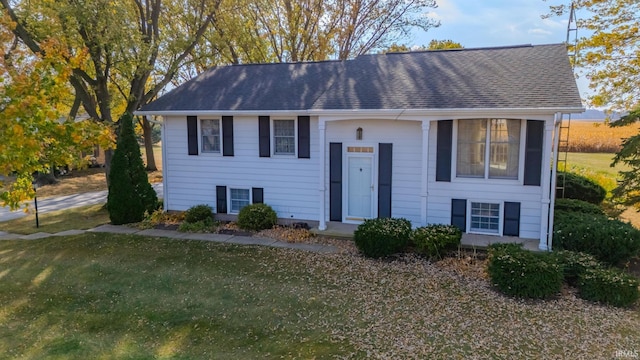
[{"x1": 411, "y1": 0, "x2": 591, "y2": 100}]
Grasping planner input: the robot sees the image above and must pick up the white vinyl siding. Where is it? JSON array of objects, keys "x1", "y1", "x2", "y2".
[
  {"x1": 201, "y1": 119, "x2": 221, "y2": 153},
  {"x1": 273, "y1": 119, "x2": 295, "y2": 155},
  {"x1": 229, "y1": 188, "x2": 250, "y2": 213}
]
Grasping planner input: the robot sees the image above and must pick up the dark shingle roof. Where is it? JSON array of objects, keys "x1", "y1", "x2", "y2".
[{"x1": 140, "y1": 44, "x2": 582, "y2": 112}]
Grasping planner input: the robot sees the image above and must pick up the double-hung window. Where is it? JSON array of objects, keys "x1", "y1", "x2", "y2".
[
  {"x1": 229, "y1": 188, "x2": 250, "y2": 214},
  {"x1": 456, "y1": 119, "x2": 520, "y2": 179},
  {"x1": 201, "y1": 119, "x2": 221, "y2": 153},
  {"x1": 273, "y1": 119, "x2": 295, "y2": 155}
]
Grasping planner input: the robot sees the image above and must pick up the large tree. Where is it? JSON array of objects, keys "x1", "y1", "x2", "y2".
[
  {"x1": 0, "y1": 0, "x2": 219, "y2": 175},
  {"x1": 547, "y1": 1, "x2": 640, "y2": 209}
]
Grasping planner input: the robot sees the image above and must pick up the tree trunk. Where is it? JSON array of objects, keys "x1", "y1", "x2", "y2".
[
  {"x1": 104, "y1": 148, "x2": 113, "y2": 187},
  {"x1": 142, "y1": 118, "x2": 158, "y2": 171}
]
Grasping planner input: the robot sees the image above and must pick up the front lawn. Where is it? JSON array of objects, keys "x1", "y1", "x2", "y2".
[{"x1": 0, "y1": 234, "x2": 638, "y2": 358}]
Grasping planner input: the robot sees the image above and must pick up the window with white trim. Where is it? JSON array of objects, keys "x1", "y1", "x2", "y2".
[
  {"x1": 201, "y1": 119, "x2": 221, "y2": 153},
  {"x1": 229, "y1": 188, "x2": 250, "y2": 214},
  {"x1": 456, "y1": 119, "x2": 521, "y2": 179},
  {"x1": 470, "y1": 202, "x2": 500, "y2": 234},
  {"x1": 273, "y1": 119, "x2": 295, "y2": 155}
]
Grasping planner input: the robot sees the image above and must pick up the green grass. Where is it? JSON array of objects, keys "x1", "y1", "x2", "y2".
[
  {"x1": 1, "y1": 204, "x2": 110, "y2": 235},
  {"x1": 565, "y1": 152, "x2": 626, "y2": 192},
  {"x1": 1, "y1": 234, "x2": 638, "y2": 358},
  {"x1": 0, "y1": 234, "x2": 351, "y2": 358}
]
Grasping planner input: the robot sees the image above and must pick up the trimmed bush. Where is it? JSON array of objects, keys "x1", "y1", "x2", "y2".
[
  {"x1": 237, "y1": 203, "x2": 277, "y2": 231},
  {"x1": 578, "y1": 267, "x2": 639, "y2": 308},
  {"x1": 184, "y1": 204, "x2": 213, "y2": 224},
  {"x1": 556, "y1": 171, "x2": 606, "y2": 204},
  {"x1": 354, "y1": 218, "x2": 412, "y2": 258},
  {"x1": 554, "y1": 210, "x2": 640, "y2": 266},
  {"x1": 411, "y1": 224, "x2": 461, "y2": 259},
  {"x1": 554, "y1": 250, "x2": 603, "y2": 286},
  {"x1": 107, "y1": 113, "x2": 159, "y2": 225},
  {"x1": 554, "y1": 198, "x2": 604, "y2": 216},
  {"x1": 487, "y1": 244, "x2": 563, "y2": 299}
]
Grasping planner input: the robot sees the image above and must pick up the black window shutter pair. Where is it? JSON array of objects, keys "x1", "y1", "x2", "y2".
[
  {"x1": 450, "y1": 199, "x2": 520, "y2": 236},
  {"x1": 215, "y1": 186, "x2": 264, "y2": 214},
  {"x1": 187, "y1": 116, "x2": 234, "y2": 156},
  {"x1": 436, "y1": 119, "x2": 545, "y2": 185},
  {"x1": 258, "y1": 115, "x2": 310, "y2": 158}
]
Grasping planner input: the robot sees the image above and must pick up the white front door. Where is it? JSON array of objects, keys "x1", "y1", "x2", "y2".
[{"x1": 347, "y1": 155, "x2": 374, "y2": 220}]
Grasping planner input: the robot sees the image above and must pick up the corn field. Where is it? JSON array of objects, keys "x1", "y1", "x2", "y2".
[{"x1": 562, "y1": 121, "x2": 640, "y2": 153}]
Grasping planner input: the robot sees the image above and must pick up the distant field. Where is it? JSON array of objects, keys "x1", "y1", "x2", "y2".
[{"x1": 564, "y1": 121, "x2": 639, "y2": 153}]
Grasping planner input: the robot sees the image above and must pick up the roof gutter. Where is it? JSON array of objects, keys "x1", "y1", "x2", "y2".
[{"x1": 135, "y1": 106, "x2": 585, "y2": 117}]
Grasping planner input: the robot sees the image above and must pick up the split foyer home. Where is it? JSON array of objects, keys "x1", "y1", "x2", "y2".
[{"x1": 136, "y1": 43, "x2": 583, "y2": 250}]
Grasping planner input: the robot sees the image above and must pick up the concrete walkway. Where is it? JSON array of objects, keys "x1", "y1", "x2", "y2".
[
  {"x1": 0, "y1": 224, "x2": 339, "y2": 254},
  {"x1": 0, "y1": 183, "x2": 163, "y2": 223}
]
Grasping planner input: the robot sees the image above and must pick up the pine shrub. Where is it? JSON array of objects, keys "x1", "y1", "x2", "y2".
[
  {"x1": 554, "y1": 210, "x2": 640, "y2": 266},
  {"x1": 353, "y1": 218, "x2": 412, "y2": 258},
  {"x1": 184, "y1": 204, "x2": 213, "y2": 223},
  {"x1": 487, "y1": 244, "x2": 563, "y2": 299},
  {"x1": 556, "y1": 171, "x2": 606, "y2": 204},
  {"x1": 237, "y1": 203, "x2": 277, "y2": 231},
  {"x1": 578, "y1": 267, "x2": 639, "y2": 308},
  {"x1": 107, "y1": 113, "x2": 158, "y2": 225},
  {"x1": 410, "y1": 224, "x2": 461, "y2": 259},
  {"x1": 554, "y1": 250, "x2": 603, "y2": 287},
  {"x1": 554, "y1": 198, "x2": 604, "y2": 215}
]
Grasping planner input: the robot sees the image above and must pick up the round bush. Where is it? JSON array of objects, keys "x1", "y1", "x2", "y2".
[
  {"x1": 578, "y1": 267, "x2": 639, "y2": 308},
  {"x1": 556, "y1": 171, "x2": 606, "y2": 204},
  {"x1": 184, "y1": 204, "x2": 213, "y2": 223},
  {"x1": 554, "y1": 250, "x2": 603, "y2": 287},
  {"x1": 554, "y1": 198, "x2": 604, "y2": 216},
  {"x1": 354, "y1": 218, "x2": 412, "y2": 258},
  {"x1": 411, "y1": 224, "x2": 461, "y2": 259},
  {"x1": 237, "y1": 203, "x2": 277, "y2": 231},
  {"x1": 487, "y1": 244, "x2": 563, "y2": 299},
  {"x1": 554, "y1": 210, "x2": 640, "y2": 266}
]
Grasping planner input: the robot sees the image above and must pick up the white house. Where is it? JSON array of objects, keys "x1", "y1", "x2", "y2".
[{"x1": 136, "y1": 44, "x2": 583, "y2": 250}]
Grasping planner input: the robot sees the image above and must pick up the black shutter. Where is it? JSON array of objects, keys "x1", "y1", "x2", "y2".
[
  {"x1": 329, "y1": 143, "x2": 342, "y2": 221},
  {"x1": 252, "y1": 188, "x2": 264, "y2": 204},
  {"x1": 451, "y1": 199, "x2": 467, "y2": 232},
  {"x1": 187, "y1": 116, "x2": 198, "y2": 155},
  {"x1": 524, "y1": 120, "x2": 544, "y2": 186},
  {"x1": 259, "y1": 116, "x2": 270, "y2": 157},
  {"x1": 298, "y1": 116, "x2": 310, "y2": 159},
  {"x1": 222, "y1": 116, "x2": 234, "y2": 156},
  {"x1": 216, "y1": 186, "x2": 227, "y2": 214},
  {"x1": 503, "y1": 202, "x2": 521, "y2": 236},
  {"x1": 378, "y1": 143, "x2": 393, "y2": 218},
  {"x1": 436, "y1": 120, "x2": 453, "y2": 182}
]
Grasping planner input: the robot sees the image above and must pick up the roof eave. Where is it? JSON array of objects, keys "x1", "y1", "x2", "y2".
[{"x1": 135, "y1": 106, "x2": 585, "y2": 118}]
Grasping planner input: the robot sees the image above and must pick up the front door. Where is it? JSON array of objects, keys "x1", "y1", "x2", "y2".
[{"x1": 347, "y1": 155, "x2": 374, "y2": 220}]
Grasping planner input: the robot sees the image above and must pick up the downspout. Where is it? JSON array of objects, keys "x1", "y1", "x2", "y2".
[{"x1": 547, "y1": 113, "x2": 563, "y2": 251}]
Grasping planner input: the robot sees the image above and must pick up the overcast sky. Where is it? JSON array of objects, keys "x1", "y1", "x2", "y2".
[{"x1": 411, "y1": 0, "x2": 591, "y2": 100}]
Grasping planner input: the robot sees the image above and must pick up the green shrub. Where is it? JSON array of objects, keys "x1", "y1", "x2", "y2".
[
  {"x1": 410, "y1": 224, "x2": 461, "y2": 259},
  {"x1": 184, "y1": 204, "x2": 213, "y2": 223},
  {"x1": 178, "y1": 218, "x2": 217, "y2": 233},
  {"x1": 487, "y1": 244, "x2": 563, "y2": 299},
  {"x1": 107, "y1": 113, "x2": 159, "y2": 225},
  {"x1": 237, "y1": 203, "x2": 277, "y2": 231},
  {"x1": 354, "y1": 218, "x2": 412, "y2": 258},
  {"x1": 554, "y1": 250, "x2": 603, "y2": 286},
  {"x1": 578, "y1": 267, "x2": 639, "y2": 308},
  {"x1": 554, "y1": 210, "x2": 640, "y2": 266},
  {"x1": 554, "y1": 198, "x2": 604, "y2": 215},
  {"x1": 556, "y1": 171, "x2": 606, "y2": 204}
]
